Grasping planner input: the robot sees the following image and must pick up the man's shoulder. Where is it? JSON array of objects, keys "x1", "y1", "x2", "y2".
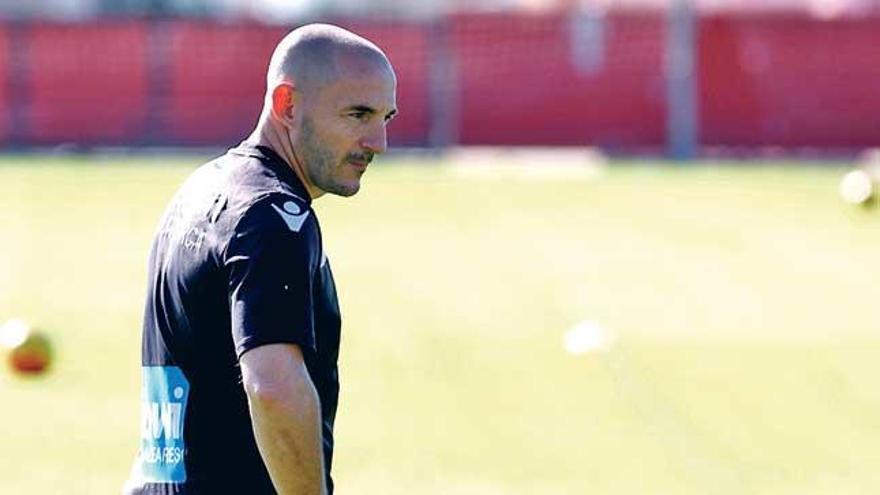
[
  {"x1": 222, "y1": 192, "x2": 320, "y2": 272},
  {"x1": 219, "y1": 145, "x2": 312, "y2": 222},
  {"x1": 180, "y1": 146, "x2": 306, "y2": 225},
  {"x1": 234, "y1": 192, "x2": 315, "y2": 238},
  {"x1": 163, "y1": 146, "x2": 317, "y2": 262}
]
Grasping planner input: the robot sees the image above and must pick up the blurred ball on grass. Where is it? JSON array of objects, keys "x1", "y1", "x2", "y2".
[
  {"x1": 839, "y1": 169, "x2": 875, "y2": 207},
  {"x1": 564, "y1": 320, "x2": 614, "y2": 356},
  {"x1": 0, "y1": 319, "x2": 53, "y2": 375}
]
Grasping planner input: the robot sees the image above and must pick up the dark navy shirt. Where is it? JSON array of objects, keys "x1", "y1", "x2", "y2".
[{"x1": 125, "y1": 144, "x2": 341, "y2": 494}]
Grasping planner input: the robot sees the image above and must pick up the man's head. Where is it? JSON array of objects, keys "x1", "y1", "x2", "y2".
[{"x1": 262, "y1": 24, "x2": 397, "y2": 198}]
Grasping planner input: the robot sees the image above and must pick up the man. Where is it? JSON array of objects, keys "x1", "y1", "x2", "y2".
[{"x1": 124, "y1": 24, "x2": 397, "y2": 494}]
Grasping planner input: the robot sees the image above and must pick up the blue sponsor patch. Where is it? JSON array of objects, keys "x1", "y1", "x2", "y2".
[{"x1": 139, "y1": 366, "x2": 189, "y2": 482}]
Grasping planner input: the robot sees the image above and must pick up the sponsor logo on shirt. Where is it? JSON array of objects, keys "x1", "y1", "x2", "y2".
[{"x1": 138, "y1": 366, "x2": 189, "y2": 482}]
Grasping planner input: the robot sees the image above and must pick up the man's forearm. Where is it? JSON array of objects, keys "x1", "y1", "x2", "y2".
[{"x1": 245, "y1": 362, "x2": 327, "y2": 494}]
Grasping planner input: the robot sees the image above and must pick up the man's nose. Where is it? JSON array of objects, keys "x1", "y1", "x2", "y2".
[{"x1": 360, "y1": 124, "x2": 387, "y2": 155}]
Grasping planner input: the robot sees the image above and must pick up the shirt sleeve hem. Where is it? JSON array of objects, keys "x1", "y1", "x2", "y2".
[{"x1": 236, "y1": 335, "x2": 315, "y2": 361}]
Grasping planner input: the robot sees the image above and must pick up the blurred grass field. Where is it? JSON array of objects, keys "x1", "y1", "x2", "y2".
[{"x1": 1, "y1": 154, "x2": 879, "y2": 494}]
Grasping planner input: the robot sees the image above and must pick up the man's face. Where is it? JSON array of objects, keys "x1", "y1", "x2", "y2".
[{"x1": 292, "y1": 62, "x2": 397, "y2": 197}]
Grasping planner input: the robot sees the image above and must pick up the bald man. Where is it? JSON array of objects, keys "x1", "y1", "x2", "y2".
[{"x1": 123, "y1": 24, "x2": 397, "y2": 495}]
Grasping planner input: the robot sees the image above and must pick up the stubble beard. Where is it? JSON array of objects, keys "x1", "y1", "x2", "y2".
[{"x1": 299, "y1": 117, "x2": 361, "y2": 197}]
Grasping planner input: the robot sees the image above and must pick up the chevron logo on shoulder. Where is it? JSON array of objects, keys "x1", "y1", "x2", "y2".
[{"x1": 271, "y1": 200, "x2": 310, "y2": 232}]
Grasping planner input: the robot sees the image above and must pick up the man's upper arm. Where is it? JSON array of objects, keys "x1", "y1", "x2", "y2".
[
  {"x1": 225, "y1": 195, "x2": 318, "y2": 360},
  {"x1": 240, "y1": 343, "x2": 310, "y2": 396}
]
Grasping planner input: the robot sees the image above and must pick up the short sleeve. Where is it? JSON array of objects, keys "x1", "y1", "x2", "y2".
[{"x1": 224, "y1": 196, "x2": 318, "y2": 359}]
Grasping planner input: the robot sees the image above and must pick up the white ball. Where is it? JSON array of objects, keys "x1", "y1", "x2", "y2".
[
  {"x1": 0, "y1": 319, "x2": 30, "y2": 349},
  {"x1": 564, "y1": 320, "x2": 614, "y2": 355},
  {"x1": 839, "y1": 169, "x2": 874, "y2": 205}
]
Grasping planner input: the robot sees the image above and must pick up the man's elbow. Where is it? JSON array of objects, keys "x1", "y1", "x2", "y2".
[
  {"x1": 242, "y1": 363, "x2": 320, "y2": 415},
  {"x1": 243, "y1": 376, "x2": 289, "y2": 408}
]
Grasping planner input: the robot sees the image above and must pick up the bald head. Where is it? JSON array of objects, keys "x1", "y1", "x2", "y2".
[
  {"x1": 254, "y1": 24, "x2": 397, "y2": 199},
  {"x1": 266, "y1": 24, "x2": 394, "y2": 97}
]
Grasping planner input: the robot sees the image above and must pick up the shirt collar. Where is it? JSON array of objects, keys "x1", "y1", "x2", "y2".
[{"x1": 230, "y1": 142, "x2": 312, "y2": 205}]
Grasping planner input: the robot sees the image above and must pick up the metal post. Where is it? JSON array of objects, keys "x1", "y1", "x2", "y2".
[
  {"x1": 7, "y1": 21, "x2": 29, "y2": 148},
  {"x1": 144, "y1": 20, "x2": 170, "y2": 146},
  {"x1": 427, "y1": 16, "x2": 458, "y2": 149},
  {"x1": 665, "y1": 0, "x2": 699, "y2": 160}
]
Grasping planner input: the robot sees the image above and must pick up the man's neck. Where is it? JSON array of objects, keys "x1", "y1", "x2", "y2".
[{"x1": 246, "y1": 117, "x2": 325, "y2": 199}]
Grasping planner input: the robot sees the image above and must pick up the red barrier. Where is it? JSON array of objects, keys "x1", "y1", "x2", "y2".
[
  {"x1": 26, "y1": 23, "x2": 148, "y2": 144},
  {"x1": 164, "y1": 22, "x2": 286, "y2": 145},
  {"x1": 0, "y1": 28, "x2": 8, "y2": 144},
  {"x1": 699, "y1": 15, "x2": 880, "y2": 148},
  {"x1": 451, "y1": 13, "x2": 666, "y2": 147},
  {"x1": 6, "y1": 15, "x2": 880, "y2": 150}
]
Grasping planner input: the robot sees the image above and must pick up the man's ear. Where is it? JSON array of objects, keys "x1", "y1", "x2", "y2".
[{"x1": 271, "y1": 83, "x2": 296, "y2": 126}]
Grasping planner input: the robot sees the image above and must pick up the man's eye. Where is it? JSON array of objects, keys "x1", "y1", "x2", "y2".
[{"x1": 349, "y1": 112, "x2": 368, "y2": 121}]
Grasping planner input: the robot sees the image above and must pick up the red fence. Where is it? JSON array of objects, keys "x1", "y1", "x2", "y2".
[
  {"x1": 699, "y1": 14, "x2": 880, "y2": 148},
  {"x1": 25, "y1": 23, "x2": 150, "y2": 144},
  {"x1": 0, "y1": 28, "x2": 8, "y2": 143},
  {"x1": 1, "y1": 14, "x2": 879, "y2": 150},
  {"x1": 451, "y1": 13, "x2": 666, "y2": 148}
]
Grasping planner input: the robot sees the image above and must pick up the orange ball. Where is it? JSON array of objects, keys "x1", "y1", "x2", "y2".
[
  {"x1": 1, "y1": 320, "x2": 53, "y2": 375},
  {"x1": 10, "y1": 333, "x2": 52, "y2": 374}
]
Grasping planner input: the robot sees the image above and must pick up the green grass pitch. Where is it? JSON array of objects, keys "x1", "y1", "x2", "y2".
[{"x1": 1, "y1": 154, "x2": 879, "y2": 494}]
